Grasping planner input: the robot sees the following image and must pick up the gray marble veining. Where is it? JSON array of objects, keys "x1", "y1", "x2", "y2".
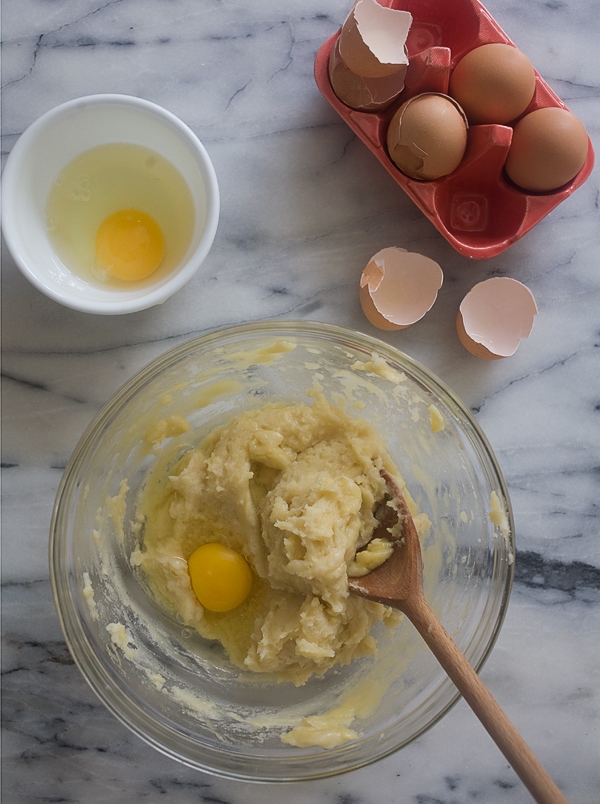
[{"x1": 2, "y1": 0, "x2": 599, "y2": 802}]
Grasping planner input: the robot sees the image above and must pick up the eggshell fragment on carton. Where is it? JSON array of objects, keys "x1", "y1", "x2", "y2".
[
  {"x1": 338, "y1": 0, "x2": 412, "y2": 79},
  {"x1": 329, "y1": 38, "x2": 408, "y2": 112},
  {"x1": 387, "y1": 93, "x2": 468, "y2": 181},
  {"x1": 359, "y1": 247, "x2": 443, "y2": 331},
  {"x1": 457, "y1": 277, "x2": 537, "y2": 359}
]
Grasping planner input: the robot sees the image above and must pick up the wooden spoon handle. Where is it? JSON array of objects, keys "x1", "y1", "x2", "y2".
[{"x1": 405, "y1": 595, "x2": 569, "y2": 804}]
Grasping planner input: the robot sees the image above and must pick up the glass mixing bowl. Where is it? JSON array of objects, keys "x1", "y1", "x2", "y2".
[{"x1": 50, "y1": 320, "x2": 514, "y2": 781}]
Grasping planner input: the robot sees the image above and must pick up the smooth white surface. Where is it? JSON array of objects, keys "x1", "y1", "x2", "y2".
[
  {"x1": 1, "y1": 94, "x2": 220, "y2": 313},
  {"x1": 1, "y1": 1, "x2": 599, "y2": 802}
]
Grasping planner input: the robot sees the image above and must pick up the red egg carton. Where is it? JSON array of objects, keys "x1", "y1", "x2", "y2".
[{"x1": 314, "y1": 0, "x2": 595, "y2": 259}]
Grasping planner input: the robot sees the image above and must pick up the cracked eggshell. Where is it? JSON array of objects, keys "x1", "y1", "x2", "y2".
[
  {"x1": 387, "y1": 93, "x2": 468, "y2": 181},
  {"x1": 359, "y1": 247, "x2": 443, "y2": 331},
  {"x1": 329, "y1": 37, "x2": 407, "y2": 111},
  {"x1": 457, "y1": 277, "x2": 537, "y2": 359},
  {"x1": 339, "y1": 0, "x2": 412, "y2": 79}
]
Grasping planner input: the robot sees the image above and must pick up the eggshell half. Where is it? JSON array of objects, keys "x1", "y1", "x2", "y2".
[
  {"x1": 339, "y1": 0, "x2": 412, "y2": 79},
  {"x1": 359, "y1": 247, "x2": 443, "y2": 331},
  {"x1": 387, "y1": 93, "x2": 468, "y2": 181},
  {"x1": 457, "y1": 277, "x2": 537, "y2": 359},
  {"x1": 329, "y1": 38, "x2": 407, "y2": 112}
]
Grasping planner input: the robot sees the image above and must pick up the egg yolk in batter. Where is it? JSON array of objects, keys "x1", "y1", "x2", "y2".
[
  {"x1": 95, "y1": 208, "x2": 165, "y2": 281},
  {"x1": 188, "y1": 543, "x2": 253, "y2": 612}
]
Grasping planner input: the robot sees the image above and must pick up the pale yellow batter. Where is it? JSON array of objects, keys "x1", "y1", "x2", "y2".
[{"x1": 133, "y1": 394, "x2": 415, "y2": 686}]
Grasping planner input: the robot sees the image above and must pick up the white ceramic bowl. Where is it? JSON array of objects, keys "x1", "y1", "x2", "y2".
[
  {"x1": 50, "y1": 321, "x2": 515, "y2": 781},
  {"x1": 1, "y1": 94, "x2": 219, "y2": 314}
]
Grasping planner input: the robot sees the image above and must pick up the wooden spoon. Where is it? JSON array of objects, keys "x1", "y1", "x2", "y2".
[{"x1": 348, "y1": 470, "x2": 569, "y2": 804}]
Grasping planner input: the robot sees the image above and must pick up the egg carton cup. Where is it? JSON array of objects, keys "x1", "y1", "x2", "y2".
[{"x1": 314, "y1": 0, "x2": 595, "y2": 259}]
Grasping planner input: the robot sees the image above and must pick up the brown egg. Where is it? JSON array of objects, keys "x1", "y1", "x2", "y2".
[
  {"x1": 386, "y1": 93, "x2": 468, "y2": 181},
  {"x1": 449, "y1": 43, "x2": 536, "y2": 125},
  {"x1": 504, "y1": 106, "x2": 589, "y2": 192}
]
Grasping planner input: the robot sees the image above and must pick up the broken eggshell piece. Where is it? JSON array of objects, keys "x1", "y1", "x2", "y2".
[
  {"x1": 338, "y1": 0, "x2": 412, "y2": 79},
  {"x1": 457, "y1": 277, "x2": 537, "y2": 359},
  {"x1": 360, "y1": 247, "x2": 443, "y2": 331},
  {"x1": 329, "y1": 37, "x2": 408, "y2": 112}
]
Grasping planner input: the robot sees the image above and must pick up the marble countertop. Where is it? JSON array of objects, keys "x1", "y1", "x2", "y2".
[{"x1": 2, "y1": 0, "x2": 599, "y2": 801}]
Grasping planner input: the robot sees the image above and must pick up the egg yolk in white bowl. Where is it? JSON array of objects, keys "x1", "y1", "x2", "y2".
[
  {"x1": 45, "y1": 143, "x2": 195, "y2": 288},
  {"x1": 95, "y1": 209, "x2": 165, "y2": 281}
]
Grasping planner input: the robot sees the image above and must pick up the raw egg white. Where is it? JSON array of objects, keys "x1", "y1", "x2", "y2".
[
  {"x1": 449, "y1": 43, "x2": 536, "y2": 125},
  {"x1": 504, "y1": 107, "x2": 589, "y2": 192},
  {"x1": 387, "y1": 93, "x2": 468, "y2": 180},
  {"x1": 45, "y1": 143, "x2": 195, "y2": 288},
  {"x1": 188, "y1": 543, "x2": 253, "y2": 613}
]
